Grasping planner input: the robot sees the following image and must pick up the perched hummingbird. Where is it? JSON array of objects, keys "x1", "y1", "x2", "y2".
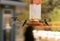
[{"x1": 44, "y1": 19, "x2": 49, "y2": 25}]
